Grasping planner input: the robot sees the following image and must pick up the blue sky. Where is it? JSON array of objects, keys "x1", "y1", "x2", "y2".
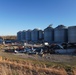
[{"x1": 0, "y1": 0, "x2": 76, "y2": 35}]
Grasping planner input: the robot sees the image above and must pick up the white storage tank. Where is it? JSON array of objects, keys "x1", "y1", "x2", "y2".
[
  {"x1": 26, "y1": 29, "x2": 31, "y2": 41},
  {"x1": 44, "y1": 25, "x2": 54, "y2": 43},
  {"x1": 54, "y1": 25, "x2": 68, "y2": 43},
  {"x1": 68, "y1": 26, "x2": 76, "y2": 43},
  {"x1": 31, "y1": 28, "x2": 39, "y2": 42}
]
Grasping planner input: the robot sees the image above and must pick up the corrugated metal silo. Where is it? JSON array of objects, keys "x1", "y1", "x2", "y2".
[
  {"x1": 31, "y1": 28, "x2": 39, "y2": 42},
  {"x1": 68, "y1": 26, "x2": 76, "y2": 43},
  {"x1": 21, "y1": 30, "x2": 26, "y2": 41},
  {"x1": 44, "y1": 25, "x2": 54, "y2": 43},
  {"x1": 39, "y1": 30, "x2": 44, "y2": 40},
  {"x1": 17, "y1": 31, "x2": 22, "y2": 41},
  {"x1": 54, "y1": 25, "x2": 68, "y2": 43},
  {"x1": 0, "y1": 37, "x2": 3, "y2": 44},
  {"x1": 26, "y1": 29, "x2": 31, "y2": 41}
]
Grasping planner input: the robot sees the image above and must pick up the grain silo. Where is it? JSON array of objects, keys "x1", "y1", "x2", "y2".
[
  {"x1": 54, "y1": 25, "x2": 68, "y2": 43},
  {"x1": 0, "y1": 37, "x2": 3, "y2": 44},
  {"x1": 26, "y1": 29, "x2": 31, "y2": 42},
  {"x1": 17, "y1": 31, "x2": 22, "y2": 41},
  {"x1": 44, "y1": 25, "x2": 54, "y2": 43},
  {"x1": 68, "y1": 26, "x2": 76, "y2": 43},
  {"x1": 31, "y1": 28, "x2": 39, "y2": 42},
  {"x1": 39, "y1": 30, "x2": 44, "y2": 40},
  {"x1": 21, "y1": 30, "x2": 26, "y2": 42}
]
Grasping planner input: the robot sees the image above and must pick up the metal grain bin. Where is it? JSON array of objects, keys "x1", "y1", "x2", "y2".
[
  {"x1": 44, "y1": 25, "x2": 54, "y2": 43},
  {"x1": 0, "y1": 37, "x2": 3, "y2": 44},
  {"x1": 39, "y1": 30, "x2": 44, "y2": 40},
  {"x1": 17, "y1": 31, "x2": 22, "y2": 41},
  {"x1": 54, "y1": 25, "x2": 68, "y2": 43},
  {"x1": 26, "y1": 29, "x2": 31, "y2": 42},
  {"x1": 68, "y1": 26, "x2": 76, "y2": 43},
  {"x1": 31, "y1": 28, "x2": 39, "y2": 42},
  {"x1": 21, "y1": 30, "x2": 26, "y2": 42}
]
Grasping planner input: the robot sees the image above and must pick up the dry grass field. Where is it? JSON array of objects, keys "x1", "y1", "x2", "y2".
[
  {"x1": 0, "y1": 58, "x2": 69, "y2": 75},
  {"x1": 0, "y1": 48, "x2": 76, "y2": 75},
  {"x1": 0, "y1": 56, "x2": 76, "y2": 75}
]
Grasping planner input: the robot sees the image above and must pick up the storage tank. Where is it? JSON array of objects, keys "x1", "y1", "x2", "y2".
[
  {"x1": 68, "y1": 26, "x2": 76, "y2": 43},
  {"x1": 39, "y1": 30, "x2": 44, "y2": 40},
  {"x1": 17, "y1": 31, "x2": 22, "y2": 41},
  {"x1": 54, "y1": 25, "x2": 68, "y2": 43},
  {"x1": 21, "y1": 30, "x2": 26, "y2": 41},
  {"x1": 44, "y1": 25, "x2": 54, "y2": 43},
  {"x1": 26, "y1": 29, "x2": 31, "y2": 42},
  {"x1": 0, "y1": 37, "x2": 3, "y2": 44},
  {"x1": 31, "y1": 28, "x2": 39, "y2": 42}
]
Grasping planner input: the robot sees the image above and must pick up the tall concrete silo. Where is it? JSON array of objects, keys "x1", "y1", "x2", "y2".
[
  {"x1": 26, "y1": 29, "x2": 31, "y2": 42},
  {"x1": 68, "y1": 26, "x2": 76, "y2": 43},
  {"x1": 44, "y1": 25, "x2": 54, "y2": 43},
  {"x1": 54, "y1": 25, "x2": 68, "y2": 43},
  {"x1": 31, "y1": 28, "x2": 39, "y2": 42},
  {"x1": 17, "y1": 31, "x2": 22, "y2": 41},
  {"x1": 21, "y1": 30, "x2": 26, "y2": 42}
]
